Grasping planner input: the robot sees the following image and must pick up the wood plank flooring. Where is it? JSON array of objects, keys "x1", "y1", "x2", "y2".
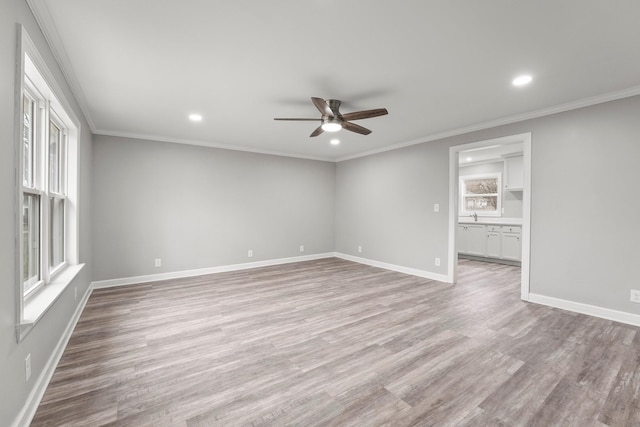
[{"x1": 31, "y1": 258, "x2": 640, "y2": 426}]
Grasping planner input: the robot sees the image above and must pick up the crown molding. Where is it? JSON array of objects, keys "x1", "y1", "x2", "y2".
[
  {"x1": 24, "y1": 0, "x2": 640, "y2": 164},
  {"x1": 336, "y1": 85, "x2": 640, "y2": 162},
  {"x1": 94, "y1": 129, "x2": 335, "y2": 162},
  {"x1": 26, "y1": 0, "x2": 96, "y2": 132}
]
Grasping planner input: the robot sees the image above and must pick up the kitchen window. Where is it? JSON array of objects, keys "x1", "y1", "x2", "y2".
[{"x1": 459, "y1": 173, "x2": 502, "y2": 217}]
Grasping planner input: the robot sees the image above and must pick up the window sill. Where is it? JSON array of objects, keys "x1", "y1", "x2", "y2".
[{"x1": 18, "y1": 263, "x2": 85, "y2": 341}]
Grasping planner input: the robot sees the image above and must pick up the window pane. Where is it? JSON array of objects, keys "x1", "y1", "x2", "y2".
[
  {"x1": 23, "y1": 95, "x2": 35, "y2": 187},
  {"x1": 49, "y1": 121, "x2": 60, "y2": 193},
  {"x1": 465, "y1": 178, "x2": 498, "y2": 195},
  {"x1": 50, "y1": 197, "x2": 65, "y2": 270},
  {"x1": 465, "y1": 196, "x2": 498, "y2": 212},
  {"x1": 23, "y1": 194, "x2": 40, "y2": 294}
]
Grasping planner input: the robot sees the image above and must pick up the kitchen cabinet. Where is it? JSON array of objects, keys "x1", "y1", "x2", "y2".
[
  {"x1": 501, "y1": 226, "x2": 521, "y2": 261},
  {"x1": 458, "y1": 224, "x2": 485, "y2": 256},
  {"x1": 504, "y1": 155, "x2": 523, "y2": 191},
  {"x1": 486, "y1": 226, "x2": 501, "y2": 258},
  {"x1": 458, "y1": 223, "x2": 521, "y2": 262}
]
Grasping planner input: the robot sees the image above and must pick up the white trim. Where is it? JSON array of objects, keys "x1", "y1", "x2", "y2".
[
  {"x1": 11, "y1": 284, "x2": 93, "y2": 427},
  {"x1": 92, "y1": 253, "x2": 336, "y2": 289},
  {"x1": 335, "y1": 253, "x2": 451, "y2": 283},
  {"x1": 94, "y1": 130, "x2": 334, "y2": 162},
  {"x1": 449, "y1": 133, "x2": 532, "y2": 299},
  {"x1": 337, "y1": 85, "x2": 640, "y2": 162},
  {"x1": 528, "y1": 293, "x2": 640, "y2": 328},
  {"x1": 24, "y1": 0, "x2": 640, "y2": 165},
  {"x1": 25, "y1": 0, "x2": 95, "y2": 131}
]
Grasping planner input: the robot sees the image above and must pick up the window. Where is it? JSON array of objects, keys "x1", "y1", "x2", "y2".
[
  {"x1": 17, "y1": 27, "x2": 81, "y2": 340},
  {"x1": 20, "y1": 72, "x2": 70, "y2": 298},
  {"x1": 459, "y1": 173, "x2": 502, "y2": 216}
]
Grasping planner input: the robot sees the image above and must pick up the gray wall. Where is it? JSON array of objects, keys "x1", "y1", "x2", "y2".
[
  {"x1": 459, "y1": 161, "x2": 523, "y2": 218},
  {"x1": 0, "y1": 1, "x2": 93, "y2": 425},
  {"x1": 92, "y1": 135, "x2": 336, "y2": 281},
  {"x1": 336, "y1": 94, "x2": 640, "y2": 315}
]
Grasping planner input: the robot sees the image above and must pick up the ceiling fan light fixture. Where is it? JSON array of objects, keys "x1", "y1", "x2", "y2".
[{"x1": 321, "y1": 122, "x2": 342, "y2": 132}]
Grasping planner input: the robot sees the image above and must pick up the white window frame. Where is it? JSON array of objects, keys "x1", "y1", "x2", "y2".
[
  {"x1": 16, "y1": 26, "x2": 82, "y2": 341},
  {"x1": 459, "y1": 172, "x2": 502, "y2": 217}
]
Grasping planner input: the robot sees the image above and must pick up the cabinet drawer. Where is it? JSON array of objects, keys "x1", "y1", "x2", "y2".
[
  {"x1": 502, "y1": 226, "x2": 521, "y2": 234},
  {"x1": 486, "y1": 225, "x2": 501, "y2": 233}
]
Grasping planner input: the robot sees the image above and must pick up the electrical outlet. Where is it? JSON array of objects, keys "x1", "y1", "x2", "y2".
[
  {"x1": 154, "y1": 258, "x2": 162, "y2": 267},
  {"x1": 357, "y1": 245, "x2": 362, "y2": 253},
  {"x1": 248, "y1": 249, "x2": 253, "y2": 258},
  {"x1": 435, "y1": 257, "x2": 441, "y2": 267},
  {"x1": 630, "y1": 289, "x2": 640, "y2": 303},
  {"x1": 25, "y1": 354, "x2": 31, "y2": 382},
  {"x1": 434, "y1": 203, "x2": 439, "y2": 212},
  {"x1": 74, "y1": 287, "x2": 77, "y2": 300},
  {"x1": 299, "y1": 245, "x2": 304, "y2": 252}
]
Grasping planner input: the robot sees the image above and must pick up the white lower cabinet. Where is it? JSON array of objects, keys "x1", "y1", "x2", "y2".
[
  {"x1": 458, "y1": 224, "x2": 521, "y2": 262},
  {"x1": 486, "y1": 226, "x2": 501, "y2": 258},
  {"x1": 501, "y1": 229, "x2": 521, "y2": 261},
  {"x1": 458, "y1": 224, "x2": 486, "y2": 256}
]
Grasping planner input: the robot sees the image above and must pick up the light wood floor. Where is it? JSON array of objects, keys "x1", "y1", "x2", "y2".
[{"x1": 31, "y1": 258, "x2": 640, "y2": 426}]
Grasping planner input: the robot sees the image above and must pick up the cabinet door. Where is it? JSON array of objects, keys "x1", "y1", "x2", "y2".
[
  {"x1": 504, "y1": 155, "x2": 524, "y2": 191},
  {"x1": 486, "y1": 231, "x2": 501, "y2": 258},
  {"x1": 502, "y1": 233, "x2": 521, "y2": 260},
  {"x1": 465, "y1": 225, "x2": 486, "y2": 256},
  {"x1": 457, "y1": 225, "x2": 467, "y2": 253}
]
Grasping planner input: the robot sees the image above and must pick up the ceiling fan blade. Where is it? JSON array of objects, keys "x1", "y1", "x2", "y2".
[
  {"x1": 311, "y1": 97, "x2": 333, "y2": 117},
  {"x1": 341, "y1": 108, "x2": 388, "y2": 121},
  {"x1": 274, "y1": 118, "x2": 320, "y2": 121},
  {"x1": 309, "y1": 126, "x2": 324, "y2": 137},
  {"x1": 342, "y1": 121, "x2": 372, "y2": 135}
]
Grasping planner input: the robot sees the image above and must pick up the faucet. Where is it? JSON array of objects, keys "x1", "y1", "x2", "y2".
[{"x1": 472, "y1": 212, "x2": 478, "y2": 222}]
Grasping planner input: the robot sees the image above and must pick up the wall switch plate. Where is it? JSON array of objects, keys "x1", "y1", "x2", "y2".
[
  {"x1": 357, "y1": 246, "x2": 362, "y2": 253},
  {"x1": 299, "y1": 245, "x2": 304, "y2": 252},
  {"x1": 434, "y1": 203, "x2": 439, "y2": 212},
  {"x1": 630, "y1": 289, "x2": 640, "y2": 303},
  {"x1": 248, "y1": 249, "x2": 253, "y2": 258},
  {"x1": 25, "y1": 354, "x2": 31, "y2": 382},
  {"x1": 154, "y1": 258, "x2": 162, "y2": 267},
  {"x1": 435, "y1": 257, "x2": 441, "y2": 267}
]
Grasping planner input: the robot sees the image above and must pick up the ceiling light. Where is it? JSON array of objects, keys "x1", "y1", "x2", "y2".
[
  {"x1": 466, "y1": 157, "x2": 473, "y2": 162},
  {"x1": 188, "y1": 113, "x2": 203, "y2": 122},
  {"x1": 321, "y1": 121, "x2": 342, "y2": 132},
  {"x1": 330, "y1": 139, "x2": 340, "y2": 145},
  {"x1": 512, "y1": 75, "x2": 532, "y2": 87}
]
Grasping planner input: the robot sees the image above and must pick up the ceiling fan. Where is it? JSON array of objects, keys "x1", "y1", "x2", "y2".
[{"x1": 274, "y1": 97, "x2": 388, "y2": 137}]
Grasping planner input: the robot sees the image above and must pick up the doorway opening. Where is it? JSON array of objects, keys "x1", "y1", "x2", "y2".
[{"x1": 448, "y1": 133, "x2": 531, "y2": 301}]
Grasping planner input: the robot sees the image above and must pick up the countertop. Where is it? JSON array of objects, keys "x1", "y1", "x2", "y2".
[{"x1": 458, "y1": 217, "x2": 522, "y2": 225}]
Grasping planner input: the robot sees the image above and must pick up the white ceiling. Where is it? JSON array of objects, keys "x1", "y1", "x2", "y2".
[{"x1": 29, "y1": 0, "x2": 640, "y2": 161}]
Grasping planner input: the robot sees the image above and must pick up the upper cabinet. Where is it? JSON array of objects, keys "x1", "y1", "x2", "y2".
[{"x1": 504, "y1": 155, "x2": 523, "y2": 191}]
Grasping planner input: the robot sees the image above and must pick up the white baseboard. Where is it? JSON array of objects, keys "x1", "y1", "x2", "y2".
[
  {"x1": 92, "y1": 253, "x2": 336, "y2": 289},
  {"x1": 335, "y1": 252, "x2": 451, "y2": 283},
  {"x1": 12, "y1": 285, "x2": 93, "y2": 427},
  {"x1": 528, "y1": 293, "x2": 640, "y2": 327}
]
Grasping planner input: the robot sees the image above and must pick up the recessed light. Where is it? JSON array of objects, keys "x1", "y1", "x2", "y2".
[
  {"x1": 512, "y1": 75, "x2": 532, "y2": 87},
  {"x1": 188, "y1": 113, "x2": 203, "y2": 122},
  {"x1": 330, "y1": 139, "x2": 340, "y2": 145},
  {"x1": 466, "y1": 157, "x2": 473, "y2": 162}
]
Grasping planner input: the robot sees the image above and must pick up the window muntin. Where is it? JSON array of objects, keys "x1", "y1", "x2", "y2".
[
  {"x1": 22, "y1": 92, "x2": 36, "y2": 188},
  {"x1": 49, "y1": 196, "x2": 65, "y2": 271},
  {"x1": 20, "y1": 54, "x2": 71, "y2": 297},
  {"x1": 460, "y1": 173, "x2": 502, "y2": 216},
  {"x1": 23, "y1": 193, "x2": 41, "y2": 296}
]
